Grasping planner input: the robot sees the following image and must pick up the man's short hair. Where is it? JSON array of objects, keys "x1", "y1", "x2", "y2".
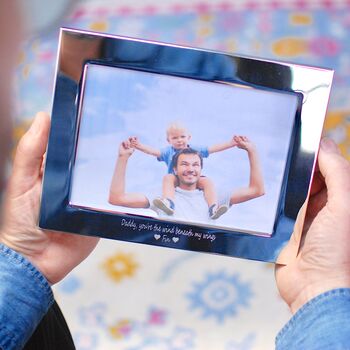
[{"x1": 172, "y1": 148, "x2": 203, "y2": 169}]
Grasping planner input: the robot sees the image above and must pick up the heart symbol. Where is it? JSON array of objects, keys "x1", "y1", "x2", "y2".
[
  {"x1": 154, "y1": 234, "x2": 161, "y2": 240},
  {"x1": 172, "y1": 237, "x2": 179, "y2": 243}
]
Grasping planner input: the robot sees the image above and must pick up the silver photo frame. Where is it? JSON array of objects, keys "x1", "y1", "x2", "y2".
[{"x1": 39, "y1": 28, "x2": 333, "y2": 263}]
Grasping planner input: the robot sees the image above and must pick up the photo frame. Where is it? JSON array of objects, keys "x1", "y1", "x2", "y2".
[{"x1": 39, "y1": 27, "x2": 333, "y2": 263}]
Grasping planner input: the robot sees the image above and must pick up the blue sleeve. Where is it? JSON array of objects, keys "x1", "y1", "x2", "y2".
[
  {"x1": 0, "y1": 243, "x2": 54, "y2": 350},
  {"x1": 157, "y1": 146, "x2": 171, "y2": 163},
  {"x1": 191, "y1": 145, "x2": 209, "y2": 158},
  {"x1": 276, "y1": 288, "x2": 350, "y2": 350}
]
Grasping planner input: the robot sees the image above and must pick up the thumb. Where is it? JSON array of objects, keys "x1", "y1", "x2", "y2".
[
  {"x1": 318, "y1": 137, "x2": 350, "y2": 208},
  {"x1": 9, "y1": 112, "x2": 50, "y2": 197}
]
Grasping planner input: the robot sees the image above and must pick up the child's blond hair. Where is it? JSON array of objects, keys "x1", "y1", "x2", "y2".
[{"x1": 166, "y1": 122, "x2": 189, "y2": 138}]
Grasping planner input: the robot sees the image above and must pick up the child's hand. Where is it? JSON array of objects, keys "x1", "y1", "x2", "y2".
[
  {"x1": 233, "y1": 136, "x2": 255, "y2": 152},
  {"x1": 129, "y1": 136, "x2": 140, "y2": 149},
  {"x1": 119, "y1": 140, "x2": 135, "y2": 157},
  {"x1": 230, "y1": 136, "x2": 239, "y2": 147}
]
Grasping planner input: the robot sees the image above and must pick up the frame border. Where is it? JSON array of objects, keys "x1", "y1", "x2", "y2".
[{"x1": 39, "y1": 28, "x2": 333, "y2": 263}]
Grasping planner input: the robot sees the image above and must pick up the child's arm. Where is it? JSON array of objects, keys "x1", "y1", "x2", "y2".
[
  {"x1": 208, "y1": 136, "x2": 238, "y2": 154},
  {"x1": 129, "y1": 136, "x2": 161, "y2": 158}
]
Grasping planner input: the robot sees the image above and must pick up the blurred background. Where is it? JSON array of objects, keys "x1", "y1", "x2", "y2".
[{"x1": 14, "y1": 0, "x2": 350, "y2": 349}]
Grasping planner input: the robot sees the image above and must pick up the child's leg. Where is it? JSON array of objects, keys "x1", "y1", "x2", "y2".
[
  {"x1": 197, "y1": 177, "x2": 229, "y2": 219},
  {"x1": 197, "y1": 177, "x2": 217, "y2": 207},
  {"x1": 162, "y1": 174, "x2": 177, "y2": 200},
  {"x1": 153, "y1": 174, "x2": 177, "y2": 215}
]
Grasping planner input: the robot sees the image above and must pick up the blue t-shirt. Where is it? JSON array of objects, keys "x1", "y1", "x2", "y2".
[{"x1": 157, "y1": 145, "x2": 209, "y2": 174}]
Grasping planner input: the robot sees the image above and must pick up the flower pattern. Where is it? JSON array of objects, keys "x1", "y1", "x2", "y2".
[
  {"x1": 102, "y1": 252, "x2": 138, "y2": 283},
  {"x1": 186, "y1": 271, "x2": 253, "y2": 323}
]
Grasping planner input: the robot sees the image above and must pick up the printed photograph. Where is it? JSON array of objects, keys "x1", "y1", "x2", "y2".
[{"x1": 69, "y1": 63, "x2": 299, "y2": 235}]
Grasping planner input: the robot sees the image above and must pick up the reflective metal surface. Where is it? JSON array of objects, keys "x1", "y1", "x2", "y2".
[{"x1": 39, "y1": 28, "x2": 333, "y2": 263}]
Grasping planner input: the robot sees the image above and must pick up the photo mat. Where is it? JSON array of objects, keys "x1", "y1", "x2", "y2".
[{"x1": 70, "y1": 62, "x2": 299, "y2": 236}]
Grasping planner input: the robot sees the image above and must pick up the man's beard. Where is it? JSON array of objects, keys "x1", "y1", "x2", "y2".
[{"x1": 179, "y1": 171, "x2": 199, "y2": 186}]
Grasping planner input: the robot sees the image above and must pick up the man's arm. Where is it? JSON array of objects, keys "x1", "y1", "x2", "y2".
[
  {"x1": 229, "y1": 136, "x2": 265, "y2": 205},
  {"x1": 109, "y1": 141, "x2": 150, "y2": 208},
  {"x1": 208, "y1": 136, "x2": 237, "y2": 154},
  {"x1": 129, "y1": 136, "x2": 161, "y2": 158}
]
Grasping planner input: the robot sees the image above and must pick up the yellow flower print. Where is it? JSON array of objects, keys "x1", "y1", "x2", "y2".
[
  {"x1": 22, "y1": 65, "x2": 31, "y2": 79},
  {"x1": 197, "y1": 26, "x2": 214, "y2": 38},
  {"x1": 102, "y1": 252, "x2": 138, "y2": 283},
  {"x1": 17, "y1": 50, "x2": 26, "y2": 65},
  {"x1": 272, "y1": 37, "x2": 307, "y2": 57},
  {"x1": 89, "y1": 21, "x2": 108, "y2": 32},
  {"x1": 324, "y1": 110, "x2": 350, "y2": 160},
  {"x1": 324, "y1": 110, "x2": 346, "y2": 130},
  {"x1": 199, "y1": 14, "x2": 213, "y2": 23},
  {"x1": 109, "y1": 319, "x2": 132, "y2": 339},
  {"x1": 290, "y1": 13, "x2": 313, "y2": 26}
]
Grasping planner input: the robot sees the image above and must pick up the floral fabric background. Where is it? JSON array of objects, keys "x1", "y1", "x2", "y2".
[{"x1": 14, "y1": 0, "x2": 350, "y2": 349}]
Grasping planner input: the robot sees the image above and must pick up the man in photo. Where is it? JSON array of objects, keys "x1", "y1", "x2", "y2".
[
  {"x1": 129, "y1": 122, "x2": 238, "y2": 219},
  {"x1": 108, "y1": 136, "x2": 265, "y2": 223}
]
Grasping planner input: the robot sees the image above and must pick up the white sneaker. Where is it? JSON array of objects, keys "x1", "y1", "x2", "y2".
[
  {"x1": 153, "y1": 197, "x2": 175, "y2": 215},
  {"x1": 209, "y1": 204, "x2": 229, "y2": 220}
]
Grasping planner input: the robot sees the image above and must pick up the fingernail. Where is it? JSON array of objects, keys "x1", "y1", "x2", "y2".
[{"x1": 320, "y1": 137, "x2": 340, "y2": 154}]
